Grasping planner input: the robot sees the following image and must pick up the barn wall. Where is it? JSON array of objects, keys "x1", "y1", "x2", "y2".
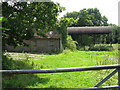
[{"x1": 5, "y1": 38, "x2": 62, "y2": 53}]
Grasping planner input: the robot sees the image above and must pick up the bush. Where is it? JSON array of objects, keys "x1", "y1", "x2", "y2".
[
  {"x1": 66, "y1": 35, "x2": 78, "y2": 51},
  {"x1": 2, "y1": 54, "x2": 16, "y2": 70},
  {"x1": 2, "y1": 52, "x2": 34, "y2": 70},
  {"x1": 89, "y1": 46, "x2": 114, "y2": 51},
  {"x1": 62, "y1": 49, "x2": 72, "y2": 54}
]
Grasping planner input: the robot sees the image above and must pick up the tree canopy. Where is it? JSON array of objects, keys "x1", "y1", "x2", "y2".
[
  {"x1": 2, "y1": 2, "x2": 64, "y2": 47},
  {"x1": 63, "y1": 8, "x2": 108, "y2": 27}
]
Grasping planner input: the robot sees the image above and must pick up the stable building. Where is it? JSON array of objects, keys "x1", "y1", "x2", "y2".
[{"x1": 5, "y1": 30, "x2": 62, "y2": 53}]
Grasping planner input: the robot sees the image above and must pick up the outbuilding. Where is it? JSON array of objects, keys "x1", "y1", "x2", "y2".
[
  {"x1": 67, "y1": 26, "x2": 112, "y2": 44},
  {"x1": 5, "y1": 30, "x2": 62, "y2": 53}
]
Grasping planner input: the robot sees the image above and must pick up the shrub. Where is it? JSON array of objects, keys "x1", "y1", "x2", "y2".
[
  {"x1": 2, "y1": 54, "x2": 16, "y2": 70},
  {"x1": 62, "y1": 49, "x2": 72, "y2": 54},
  {"x1": 66, "y1": 35, "x2": 78, "y2": 51},
  {"x1": 2, "y1": 52, "x2": 34, "y2": 70},
  {"x1": 89, "y1": 46, "x2": 114, "y2": 51}
]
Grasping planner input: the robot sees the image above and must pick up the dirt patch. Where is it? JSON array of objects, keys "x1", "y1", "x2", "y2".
[
  {"x1": 33, "y1": 57, "x2": 46, "y2": 60},
  {"x1": 4, "y1": 52, "x2": 44, "y2": 60}
]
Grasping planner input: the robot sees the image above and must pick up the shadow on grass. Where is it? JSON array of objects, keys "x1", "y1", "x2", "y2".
[
  {"x1": 2, "y1": 54, "x2": 33, "y2": 70},
  {"x1": 2, "y1": 74, "x2": 50, "y2": 88},
  {"x1": 2, "y1": 54, "x2": 50, "y2": 88}
]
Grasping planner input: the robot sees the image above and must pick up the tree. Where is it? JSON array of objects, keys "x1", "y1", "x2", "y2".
[
  {"x1": 2, "y1": 2, "x2": 64, "y2": 47},
  {"x1": 63, "y1": 8, "x2": 109, "y2": 27},
  {"x1": 64, "y1": 11, "x2": 79, "y2": 20},
  {"x1": 56, "y1": 17, "x2": 78, "y2": 49},
  {"x1": 102, "y1": 16, "x2": 108, "y2": 26},
  {"x1": 77, "y1": 8, "x2": 94, "y2": 26},
  {"x1": 78, "y1": 8, "x2": 109, "y2": 26}
]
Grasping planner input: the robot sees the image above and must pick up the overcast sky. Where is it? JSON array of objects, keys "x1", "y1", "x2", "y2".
[{"x1": 52, "y1": 0, "x2": 119, "y2": 25}]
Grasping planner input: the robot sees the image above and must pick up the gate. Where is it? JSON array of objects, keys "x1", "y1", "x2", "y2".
[{"x1": 1, "y1": 64, "x2": 120, "y2": 89}]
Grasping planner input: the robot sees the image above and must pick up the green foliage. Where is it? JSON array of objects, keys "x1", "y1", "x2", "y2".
[
  {"x1": 60, "y1": 17, "x2": 78, "y2": 27},
  {"x1": 118, "y1": 27, "x2": 120, "y2": 43},
  {"x1": 77, "y1": 8, "x2": 94, "y2": 26},
  {"x1": 2, "y1": 52, "x2": 34, "y2": 70},
  {"x1": 56, "y1": 17, "x2": 78, "y2": 49},
  {"x1": 63, "y1": 8, "x2": 109, "y2": 27},
  {"x1": 2, "y1": 54, "x2": 16, "y2": 70},
  {"x1": 0, "y1": 16, "x2": 7, "y2": 22},
  {"x1": 71, "y1": 34, "x2": 95, "y2": 50},
  {"x1": 101, "y1": 16, "x2": 108, "y2": 26},
  {"x1": 64, "y1": 11, "x2": 79, "y2": 20},
  {"x1": 0, "y1": 17, "x2": 10, "y2": 44},
  {"x1": 62, "y1": 49, "x2": 72, "y2": 54},
  {"x1": 2, "y1": 2, "x2": 64, "y2": 47},
  {"x1": 66, "y1": 35, "x2": 78, "y2": 51},
  {"x1": 80, "y1": 35, "x2": 94, "y2": 46},
  {"x1": 110, "y1": 26, "x2": 120, "y2": 44},
  {"x1": 56, "y1": 19, "x2": 68, "y2": 49},
  {"x1": 89, "y1": 45, "x2": 114, "y2": 51}
]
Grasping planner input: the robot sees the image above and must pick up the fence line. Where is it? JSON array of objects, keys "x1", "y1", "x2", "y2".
[
  {"x1": 1, "y1": 64, "x2": 120, "y2": 74},
  {"x1": 1, "y1": 64, "x2": 120, "y2": 89}
]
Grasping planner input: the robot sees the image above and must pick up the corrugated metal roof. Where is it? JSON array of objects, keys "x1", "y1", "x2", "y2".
[{"x1": 67, "y1": 26, "x2": 112, "y2": 34}]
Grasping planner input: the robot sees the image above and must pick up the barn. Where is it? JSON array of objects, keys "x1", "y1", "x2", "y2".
[{"x1": 67, "y1": 26, "x2": 112, "y2": 44}]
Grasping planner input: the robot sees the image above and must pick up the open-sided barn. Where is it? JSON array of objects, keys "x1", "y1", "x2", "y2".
[{"x1": 67, "y1": 26, "x2": 112, "y2": 45}]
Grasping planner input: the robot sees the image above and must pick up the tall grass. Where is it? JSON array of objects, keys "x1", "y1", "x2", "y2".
[{"x1": 2, "y1": 50, "x2": 119, "y2": 88}]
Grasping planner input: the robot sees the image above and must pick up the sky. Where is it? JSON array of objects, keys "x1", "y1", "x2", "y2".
[{"x1": 52, "y1": 0, "x2": 119, "y2": 26}]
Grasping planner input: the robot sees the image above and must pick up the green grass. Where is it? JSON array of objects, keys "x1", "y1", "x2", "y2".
[{"x1": 2, "y1": 50, "x2": 119, "y2": 88}]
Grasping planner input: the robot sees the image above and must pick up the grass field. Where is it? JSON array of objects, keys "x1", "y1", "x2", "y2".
[{"x1": 2, "y1": 50, "x2": 119, "y2": 88}]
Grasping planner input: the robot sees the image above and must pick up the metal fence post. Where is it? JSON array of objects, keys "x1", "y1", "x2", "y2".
[
  {"x1": 118, "y1": 52, "x2": 120, "y2": 89},
  {"x1": 117, "y1": 1, "x2": 120, "y2": 84},
  {"x1": 118, "y1": 1, "x2": 120, "y2": 88},
  {"x1": 118, "y1": 41, "x2": 120, "y2": 89},
  {"x1": 118, "y1": 67, "x2": 120, "y2": 90}
]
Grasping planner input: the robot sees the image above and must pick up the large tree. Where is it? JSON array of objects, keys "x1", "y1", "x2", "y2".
[
  {"x1": 63, "y1": 8, "x2": 108, "y2": 27},
  {"x1": 2, "y1": 2, "x2": 64, "y2": 47},
  {"x1": 64, "y1": 11, "x2": 79, "y2": 20}
]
